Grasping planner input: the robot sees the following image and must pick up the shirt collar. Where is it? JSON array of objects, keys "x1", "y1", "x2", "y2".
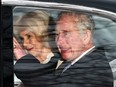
[
  {"x1": 41, "y1": 52, "x2": 54, "y2": 64},
  {"x1": 71, "y1": 46, "x2": 95, "y2": 65}
]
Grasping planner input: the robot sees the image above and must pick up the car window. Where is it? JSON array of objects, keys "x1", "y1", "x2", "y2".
[{"x1": 13, "y1": 6, "x2": 116, "y2": 87}]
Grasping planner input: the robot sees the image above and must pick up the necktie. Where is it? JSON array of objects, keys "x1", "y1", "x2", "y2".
[{"x1": 55, "y1": 60, "x2": 70, "y2": 76}]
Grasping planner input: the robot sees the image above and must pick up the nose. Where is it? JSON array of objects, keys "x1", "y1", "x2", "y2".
[
  {"x1": 56, "y1": 33, "x2": 65, "y2": 46},
  {"x1": 22, "y1": 39, "x2": 29, "y2": 48}
]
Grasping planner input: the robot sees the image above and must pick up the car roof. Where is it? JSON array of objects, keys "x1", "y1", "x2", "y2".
[
  {"x1": 36, "y1": 0, "x2": 116, "y2": 13},
  {"x1": 2, "y1": 0, "x2": 116, "y2": 21}
]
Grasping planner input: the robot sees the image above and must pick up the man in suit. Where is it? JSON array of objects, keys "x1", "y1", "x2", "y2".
[{"x1": 55, "y1": 11, "x2": 113, "y2": 87}]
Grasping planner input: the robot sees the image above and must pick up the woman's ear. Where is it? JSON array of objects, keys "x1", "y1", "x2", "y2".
[{"x1": 82, "y1": 30, "x2": 92, "y2": 45}]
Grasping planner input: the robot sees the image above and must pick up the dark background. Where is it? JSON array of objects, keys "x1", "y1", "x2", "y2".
[{"x1": 1, "y1": 6, "x2": 13, "y2": 87}]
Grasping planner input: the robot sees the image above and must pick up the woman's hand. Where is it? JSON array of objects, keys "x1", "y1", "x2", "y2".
[{"x1": 13, "y1": 37, "x2": 26, "y2": 60}]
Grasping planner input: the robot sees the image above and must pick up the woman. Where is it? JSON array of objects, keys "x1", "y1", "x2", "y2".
[{"x1": 13, "y1": 10, "x2": 60, "y2": 87}]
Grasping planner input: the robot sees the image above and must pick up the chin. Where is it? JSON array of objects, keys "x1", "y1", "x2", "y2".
[
  {"x1": 62, "y1": 55, "x2": 71, "y2": 61},
  {"x1": 29, "y1": 52, "x2": 37, "y2": 56},
  {"x1": 61, "y1": 52, "x2": 71, "y2": 60},
  {"x1": 62, "y1": 55, "x2": 76, "y2": 61}
]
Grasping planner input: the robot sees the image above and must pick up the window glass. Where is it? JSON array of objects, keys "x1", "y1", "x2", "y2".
[{"x1": 13, "y1": 6, "x2": 116, "y2": 87}]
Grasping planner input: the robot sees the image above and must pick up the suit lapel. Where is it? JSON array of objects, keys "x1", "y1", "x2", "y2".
[{"x1": 55, "y1": 60, "x2": 71, "y2": 75}]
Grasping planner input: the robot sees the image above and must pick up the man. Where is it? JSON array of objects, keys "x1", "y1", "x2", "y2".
[{"x1": 55, "y1": 11, "x2": 113, "y2": 87}]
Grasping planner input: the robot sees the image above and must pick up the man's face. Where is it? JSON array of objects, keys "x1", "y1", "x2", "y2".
[{"x1": 56, "y1": 15, "x2": 86, "y2": 61}]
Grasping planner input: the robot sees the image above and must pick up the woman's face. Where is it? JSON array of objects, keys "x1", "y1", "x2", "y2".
[{"x1": 19, "y1": 30, "x2": 44, "y2": 57}]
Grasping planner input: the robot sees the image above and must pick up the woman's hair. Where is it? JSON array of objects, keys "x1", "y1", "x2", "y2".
[{"x1": 14, "y1": 10, "x2": 51, "y2": 48}]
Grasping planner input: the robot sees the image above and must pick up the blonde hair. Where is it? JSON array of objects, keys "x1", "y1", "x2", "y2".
[{"x1": 14, "y1": 10, "x2": 50, "y2": 48}]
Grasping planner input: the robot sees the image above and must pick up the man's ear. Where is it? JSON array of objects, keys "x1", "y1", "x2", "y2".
[{"x1": 82, "y1": 30, "x2": 92, "y2": 45}]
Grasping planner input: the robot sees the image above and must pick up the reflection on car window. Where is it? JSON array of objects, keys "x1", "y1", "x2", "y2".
[{"x1": 13, "y1": 6, "x2": 116, "y2": 87}]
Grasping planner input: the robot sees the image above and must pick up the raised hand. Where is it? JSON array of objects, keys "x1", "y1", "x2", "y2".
[{"x1": 13, "y1": 37, "x2": 27, "y2": 60}]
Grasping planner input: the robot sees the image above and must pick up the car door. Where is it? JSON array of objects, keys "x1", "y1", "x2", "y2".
[{"x1": 2, "y1": 0, "x2": 116, "y2": 87}]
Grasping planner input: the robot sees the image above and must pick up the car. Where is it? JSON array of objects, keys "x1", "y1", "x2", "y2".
[{"x1": 1, "y1": 0, "x2": 116, "y2": 87}]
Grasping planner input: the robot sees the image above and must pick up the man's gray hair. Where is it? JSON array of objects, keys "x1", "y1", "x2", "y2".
[{"x1": 57, "y1": 11, "x2": 95, "y2": 34}]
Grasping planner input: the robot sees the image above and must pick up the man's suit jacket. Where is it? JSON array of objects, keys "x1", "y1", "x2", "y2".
[
  {"x1": 54, "y1": 47, "x2": 113, "y2": 87},
  {"x1": 14, "y1": 53, "x2": 60, "y2": 87}
]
